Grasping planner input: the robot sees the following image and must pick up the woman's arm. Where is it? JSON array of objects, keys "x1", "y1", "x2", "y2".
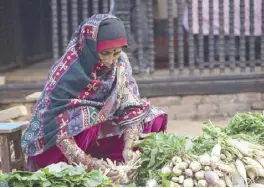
[
  {"x1": 123, "y1": 125, "x2": 140, "y2": 149},
  {"x1": 57, "y1": 137, "x2": 95, "y2": 171},
  {"x1": 57, "y1": 137, "x2": 120, "y2": 181}
]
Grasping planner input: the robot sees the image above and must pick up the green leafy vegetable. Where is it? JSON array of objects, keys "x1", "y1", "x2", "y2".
[
  {"x1": 1, "y1": 163, "x2": 112, "y2": 187},
  {"x1": 134, "y1": 132, "x2": 187, "y2": 186}
]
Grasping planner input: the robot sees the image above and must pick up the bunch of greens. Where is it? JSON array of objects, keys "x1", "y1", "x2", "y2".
[
  {"x1": 190, "y1": 112, "x2": 264, "y2": 159},
  {"x1": 224, "y1": 112, "x2": 264, "y2": 144},
  {"x1": 134, "y1": 132, "x2": 187, "y2": 186},
  {"x1": 190, "y1": 120, "x2": 226, "y2": 155},
  {"x1": 0, "y1": 163, "x2": 112, "y2": 187}
]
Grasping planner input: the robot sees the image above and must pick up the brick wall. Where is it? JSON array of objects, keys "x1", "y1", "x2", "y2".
[
  {"x1": 147, "y1": 92, "x2": 264, "y2": 120},
  {"x1": 1, "y1": 92, "x2": 263, "y2": 122}
]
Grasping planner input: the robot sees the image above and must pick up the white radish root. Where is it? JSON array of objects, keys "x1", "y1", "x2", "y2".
[
  {"x1": 177, "y1": 162, "x2": 188, "y2": 170},
  {"x1": 183, "y1": 178, "x2": 194, "y2": 187},
  {"x1": 217, "y1": 162, "x2": 234, "y2": 173},
  {"x1": 189, "y1": 161, "x2": 202, "y2": 172},
  {"x1": 204, "y1": 171, "x2": 219, "y2": 186},
  {"x1": 171, "y1": 177, "x2": 179, "y2": 183},
  {"x1": 245, "y1": 165, "x2": 258, "y2": 181},
  {"x1": 197, "y1": 179, "x2": 208, "y2": 187},
  {"x1": 254, "y1": 156, "x2": 264, "y2": 168},
  {"x1": 235, "y1": 158, "x2": 248, "y2": 187},
  {"x1": 224, "y1": 175, "x2": 233, "y2": 187},
  {"x1": 203, "y1": 166, "x2": 211, "y2": 171},
  {"x1": 243, "y1": 157, "x2": 264, "y2": 177},
  {"x1": 194, "y1": 171, "x2": 205, "y2": 181},
  {"x1": 172, "y1": 167, "x2": 183, "y2": 176},
  {"x1": 217, "y1": 179, "x2": 226, "y2": 187},
  {"x1": 198, "y1": 153, "x2": 211, "y2": 166},
  {"x1": 227, "y1": 139, "x2": 254, "y2": 157},
  {"x1": 172, "y1": 156, "x2": 182, "y2": 165},
  {"x1": 210, "y1": 156, "x2": 219, "y2": 170},
  {"x1": 184, "y1": 169, "x2": 193, "y2": 177},
  {"x1": 178, "y1": 175, "x2": 185, "y2": 184},
  {"x1": 211, "y1": 144, "x2": 221, "y2": 160}
]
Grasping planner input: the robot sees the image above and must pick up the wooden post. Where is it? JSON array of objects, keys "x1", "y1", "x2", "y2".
[
  {"x1": 13, "y1": 131, "x2": 25, "y2": 170},
  {"x1": 229, "y1": 0, "x2": 236, "y2": 71},
  {"x1": 249, "y1": 0, "x2": 255, "y2": 72},
  {"x1": 147, "y1": 0, "x2": 155, "y2": 73},
  {"x1": 1, "y1": 135, "x2": 11, "y2": 173},
  {"x1": 176, "y1": 0, "x2": 184, "y2": 74},
  {"x1": 208, "y1": 0, "x2": 215, "y2": 73},
  {"x1": 239, "y1": 0, "x2": 246, "y2": 72},
  {"x1": 168, "y1": 0, "x2": 175, "y2": 73}
]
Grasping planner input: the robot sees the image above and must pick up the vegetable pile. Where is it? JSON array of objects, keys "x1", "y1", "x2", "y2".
[
  {"x1": 2, "y1": 112, "x2": 264, "y2": 187},
  {"x1": 134, "y1": 112, "x2": 264, "y2": 187},
  {"x1": 0, "y1": 162, "x2": 112, "y2": 187}
]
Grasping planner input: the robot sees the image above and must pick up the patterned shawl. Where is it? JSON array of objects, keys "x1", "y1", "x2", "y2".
[{"x1": 22, "y1": 14, "x2": 150, "y2": 157}]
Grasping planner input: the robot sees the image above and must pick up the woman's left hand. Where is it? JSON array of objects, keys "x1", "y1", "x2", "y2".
[{"x1": 122, "y1": 147, "x2": 133, "y2": 164}]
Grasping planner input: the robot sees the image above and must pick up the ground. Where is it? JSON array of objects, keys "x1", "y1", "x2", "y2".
[{"x1": 167, "y1": 119, "x2": 229, "y2": 136}]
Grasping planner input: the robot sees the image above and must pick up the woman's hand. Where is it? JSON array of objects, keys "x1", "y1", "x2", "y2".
[
  {"x1": 93, "y1": 158, "x2": 120, "y2": 182},
  {"x1": 122, "y1": 147, "x2": 133, "y2": 164}
]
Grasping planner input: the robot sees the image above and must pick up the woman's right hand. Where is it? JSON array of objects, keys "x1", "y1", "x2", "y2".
[{"x1": 92, "y1": 158, "x2": 120, "y2": 182}]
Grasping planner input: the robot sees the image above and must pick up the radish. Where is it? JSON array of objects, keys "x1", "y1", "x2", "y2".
[
  {"x1": 227, "y1": 139, "x2": 254, "y2": 157},
  {"x1": 211, "y1": 144, "x2": 221, "y2": 160},
  {"x1": 242, "y1": 157, "x2": 264, "y2": 177},
  {"x1": 254, "y1": 156, "x2": 264, "y2": 168},
  {"x1": 215, "y1": 170, "x2": 224, "y2": 178},
  {"x1": 172, "y1": 167, "x2": 182, "y2": 176},
  {"x1": 146, "y1": 179, "x2": 158, "y2": 187},
  {"x1": 204, "y1": 171, "x2": 219, "y2": 186},
  {"x1": 184, "y1": 169, "x2": 193, "y2": 177},
  {"x1": 177, "y1": 162, "x2": 188, "y2": 170},
  {"x1": 198, "y1": 153, "x2": 211, "y2": 166},
  {"x1": 178, "y1": 175, "x2": 185, "y2": 184},
  {"x1": 239, "y1": 140, "x2": 264, "y2": 151},
  {"x1": 197, "y1": 179, "x2": 208, "y2": 187},
  {"x1": 210, "y1": 156, "x2": 219, "y2": 170},
  {"x1": 161, "y1": 165, "x2": 172, "y2": 174},
  {"x1": 170, "y1": 181, "x2": 180, "y2": 187},
  {"x1": 224, "y1": 175, "x2": 232, "y2": 187},
  {"x1": 183, "y1": 178, "x2": 194, "y2": 187},
  {"x1": 171, "y1": 177, "x2": 179, "y2": 183},
  {"x1": 194, "y1": 171, "x2": 205, "y2": 180},
  {"x1": 217, "y1": 179, "x2": 226, "y2": 187},
  {"x1": 224, "y1": 151, "x2": 233, "y2": 162},
  {"x1": 220, "y1": 154, "x2": 226, "y2": 160},
  {"x1": 172, "y1": 156, "x2": 182, "y2": 165},
  {"x1": 217, "y1": 162, "x2": 234, "y2": 173},
  {"x1": 189, "y1": 161, "x2": 202, "y2": 172},
  {"x1": 253, "y1": 150, "x2": 264, "y2": 157},
  {"x1": 256, "y1": 177, "x2": 264, "y2": 184},
  {"x1": 245, "y1": 165, "x2": 258, "y2": 181},
  {"x1": 203, "y1": 166, "x2": 211, "y2": 171},
  {"x1": 235, "y1": 158, "x2": 248, "y2": 187}
]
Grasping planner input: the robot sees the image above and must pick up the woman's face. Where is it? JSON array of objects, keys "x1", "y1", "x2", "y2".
[{"x1": 98, "y1": 47, "x2": 123, "y2": 67}]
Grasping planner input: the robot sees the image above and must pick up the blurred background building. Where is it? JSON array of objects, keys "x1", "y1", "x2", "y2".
[{"x1": 0, "y1": 0, "x2": 264, "y2": 120}]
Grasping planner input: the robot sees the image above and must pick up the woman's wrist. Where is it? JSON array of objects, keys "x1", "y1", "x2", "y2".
[{"x1": 123, "y1": 126, "x2": 140, "y2": 142}]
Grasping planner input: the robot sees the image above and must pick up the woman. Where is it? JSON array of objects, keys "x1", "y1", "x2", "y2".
[{"x1": 21, "y1": 14, "x2": 167, "y2": 180}]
